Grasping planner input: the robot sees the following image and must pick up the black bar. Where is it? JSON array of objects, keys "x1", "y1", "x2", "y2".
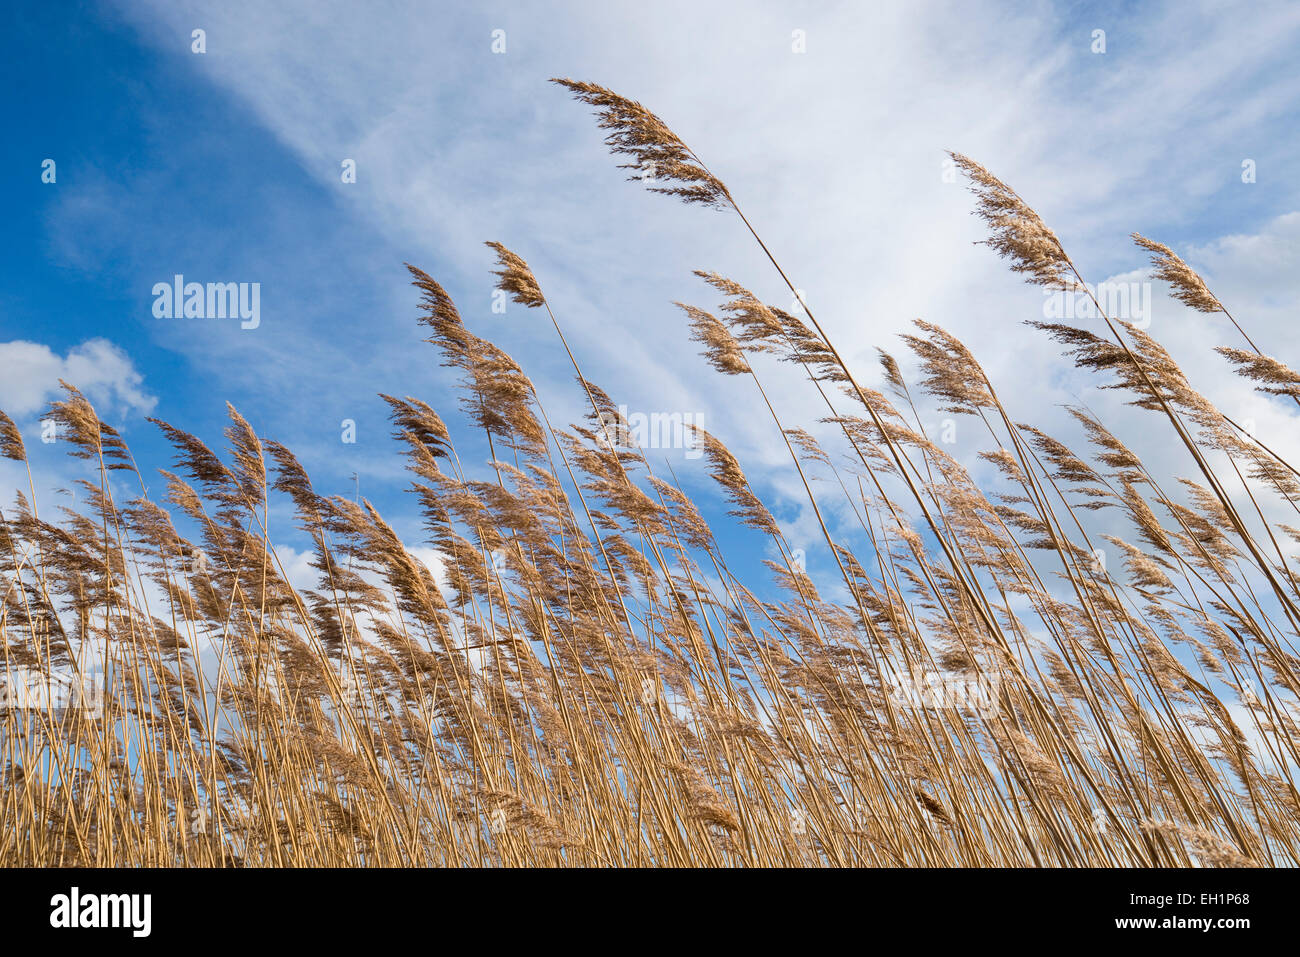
[{"x1": 0, "y1": 866, "x2": 1279, "y2": 945}]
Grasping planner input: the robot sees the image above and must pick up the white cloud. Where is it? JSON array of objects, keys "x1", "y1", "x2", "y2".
[
  {"x1": 1185, "y1": 211, "x2": 1300, "y2": 317},
  {"x1": 0, "y1": 338, "x2": 156, "y2": 422},
  {"x1": 408, "y1": 546, "x2": 449, "y2": 593},
  {"x1": 271, "y1": 544, "x2": 319, "y2": 596}
]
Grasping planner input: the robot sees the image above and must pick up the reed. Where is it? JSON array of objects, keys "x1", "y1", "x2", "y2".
[{"x1": 1, "y1": 80, "x2": 1296, "y2": 867}]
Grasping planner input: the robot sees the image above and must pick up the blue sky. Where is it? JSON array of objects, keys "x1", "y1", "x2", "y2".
[{"x1": 4, "y1": 0, "x2": 1300, "y2": 588}]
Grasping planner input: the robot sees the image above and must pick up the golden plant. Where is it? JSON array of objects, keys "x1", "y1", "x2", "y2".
[{"x1": 1, "y1": 81, "x2": 1296, "y2": 867}]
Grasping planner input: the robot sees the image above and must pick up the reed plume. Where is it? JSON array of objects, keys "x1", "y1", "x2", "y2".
[{"x1": 1, "y1": 79, "x2": 1297, "y2": 871}]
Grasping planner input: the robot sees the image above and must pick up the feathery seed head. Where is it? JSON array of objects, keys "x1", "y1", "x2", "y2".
[
  {"x1": 948, "y1": 152, "x2": 1079, "y2": 290},
  {"x1": 1133, "y1": 233, "x2": 1222, "y2": 313},
  {"x1": 551, "y1": 78, "x2": 732, "y2": 209},
  {"x1": 485, "y1": 242, "x2": 546, "y2": 309}
]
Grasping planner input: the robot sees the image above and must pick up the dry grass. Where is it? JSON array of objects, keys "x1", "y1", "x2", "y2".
[{"x1": 2, "y1": 80, "x2": 1298, "y2": 867}]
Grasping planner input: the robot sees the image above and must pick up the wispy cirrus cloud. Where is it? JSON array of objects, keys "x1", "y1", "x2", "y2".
[{"x1": 38, "y1": 0, "x2": 1298, "y2": 564}]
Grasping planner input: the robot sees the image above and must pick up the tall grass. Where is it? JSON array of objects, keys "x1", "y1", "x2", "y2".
[{"x1": 2, "y1": 80, "x2": 1298, "y2": 867}]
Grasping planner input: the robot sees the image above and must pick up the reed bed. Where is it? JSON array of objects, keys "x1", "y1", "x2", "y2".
[{"x1": 2, "y1": 80, "x2": 1297, "y2": 867}]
